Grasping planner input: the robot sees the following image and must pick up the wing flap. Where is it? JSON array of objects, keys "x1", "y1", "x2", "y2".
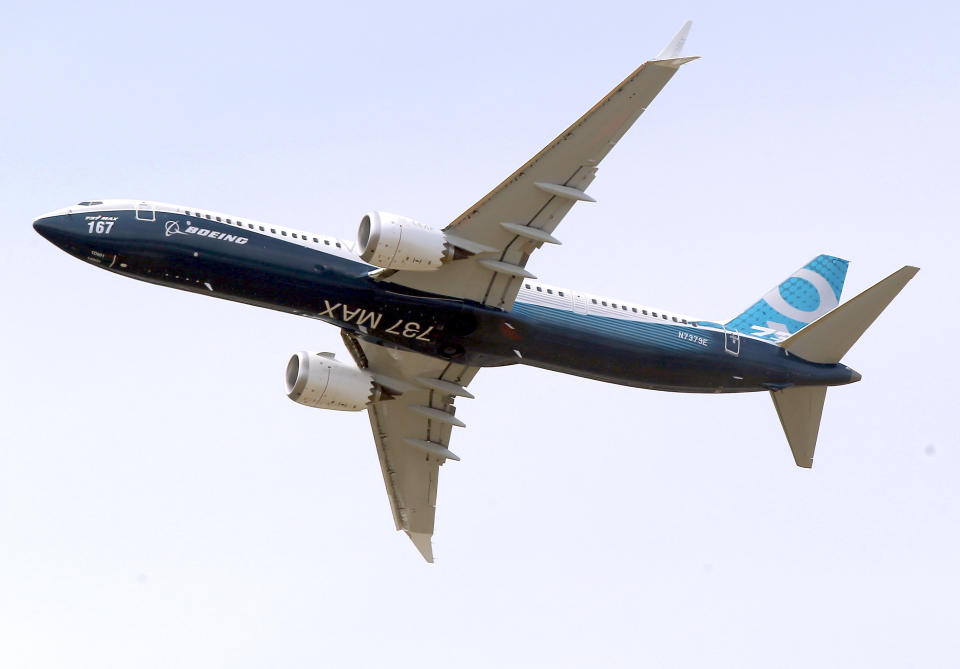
[
  {"x1": 379, "y1": 25, "x2": 697, "y2": 309},
  {"x1": 346, "y1": 333, "x2": 478, "y2": 562}
]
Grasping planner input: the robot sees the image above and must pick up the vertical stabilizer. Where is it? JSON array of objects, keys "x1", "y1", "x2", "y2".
[
  {"x1": 771, "y1": 386, "x2": 828, "y2": 468},
  {"x1": 726, "y1": 255, "x2": 850, "y2": 343}
]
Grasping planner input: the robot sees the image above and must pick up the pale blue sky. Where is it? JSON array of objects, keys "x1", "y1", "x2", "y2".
[{"x1": 2, "y1": 1, "x2": 958, "y2": 667}]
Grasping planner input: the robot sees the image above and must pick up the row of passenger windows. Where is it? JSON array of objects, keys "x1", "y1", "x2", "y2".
[
  {"x1": 522, "y1": 283, "x2": 696, "y2": 326},
  {"x1": 527, "y1": 285, "x2": 567, "y2": 297},
  {"x1": 182, "y1": 210, "x2": 343, "y2": 248}
]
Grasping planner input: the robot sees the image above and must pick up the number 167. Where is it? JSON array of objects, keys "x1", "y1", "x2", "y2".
[{"x1": 87, "y1": 221, "x2": 114, "y2": 234}]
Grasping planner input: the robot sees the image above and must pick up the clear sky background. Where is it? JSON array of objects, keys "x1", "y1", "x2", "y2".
[{"x1": 2, "y1": 1, "x2": 958, "y2": 667}]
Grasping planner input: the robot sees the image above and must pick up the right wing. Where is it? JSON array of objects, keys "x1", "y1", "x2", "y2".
[{"x1": 342, "y1": 331, "x2": 479, "y2": 562}]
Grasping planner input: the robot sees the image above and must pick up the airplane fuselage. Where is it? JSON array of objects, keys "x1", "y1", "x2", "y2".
[{"x1": 34, "y1": 201, "x2": 858, "y2": 394}]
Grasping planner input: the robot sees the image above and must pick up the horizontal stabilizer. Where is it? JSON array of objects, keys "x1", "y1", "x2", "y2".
[
  {"x1": 771, "y1": 386, "x2": 828, "y2": 468},
  {"x1": 782, "y1": 266, "x2": 919, "y2": 364}
]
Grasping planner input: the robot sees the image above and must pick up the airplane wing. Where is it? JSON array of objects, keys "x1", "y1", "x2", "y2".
[
  {"x1": 377, "y1": 21, "x2": 697, "y2": 310},
  {"x1": 341, "y1": 331, "x2": 479, "y2": 562}
]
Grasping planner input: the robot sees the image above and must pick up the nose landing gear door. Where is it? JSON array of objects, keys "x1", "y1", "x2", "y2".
[{"x1": 723, "y1": 327, "x2": 741, "y2": 356}]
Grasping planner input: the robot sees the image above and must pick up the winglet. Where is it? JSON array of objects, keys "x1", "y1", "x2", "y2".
[
  {"x1": 656, "y1": 20, "x2": 693, "y2": 60},
  {"x1": 406, "y1": 531, "x2": 435, "y2": 563}
]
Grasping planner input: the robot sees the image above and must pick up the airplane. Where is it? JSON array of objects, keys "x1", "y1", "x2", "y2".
[{"x1": 33, "y1": 22, "x2": 917, "y2": 562}]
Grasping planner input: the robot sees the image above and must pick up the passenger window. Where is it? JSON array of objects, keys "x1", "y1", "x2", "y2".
[
  {"x1": 226, "y1": 218, "x2": 231, "y2": 224},
  {"x1": 559, "y1": 291, "x2": 564, "y2": 297},
  {"x1": 281, "y1": 231, "x2": 287, "y2": 236},
  {"x1": 259, "y1": 226, "x2": 265, "y2": 231},
  {"x1": 216, "y1": 217, "x2": 221, "y2": 222},
  {"x1": 602, "y1": 301, "x2": 608, "y2": 307},
  {"x1": 324, "y1": 240, "x2": 330, "y2": 245},
  {"x1": 547, "y1": 289, "x2": 553, "y2": 294},
  {"x1": 537, "y1": 287, "x2": 542, "y2": 292},
  {"x1": 313, "y1": 237, "x2": 318, "y2": 243},
  {"x1": 270, "y1": 228, "x2": 276, "y2": 234},
  {"x1": 643, "y1": 310, "x2": 648, "y2": 315},
  {"x1": 336, "y1": 242, "x2": 341, "y2": 248},
  {"x1": 632, "y1": 307, "x2": 637, "y2": 313},
  {"x1": 652, "y1": 312, "x2": 657, "y2": 317},
  {"x1": 592, "y1": 299, "x2": 597, "y2": 304}
]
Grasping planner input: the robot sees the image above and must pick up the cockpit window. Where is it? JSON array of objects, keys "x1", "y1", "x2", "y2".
[{"x1": 76, "y1": 201, "x2": 103, "y2": 206}]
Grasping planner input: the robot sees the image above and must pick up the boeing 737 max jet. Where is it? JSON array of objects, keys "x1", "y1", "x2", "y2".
[{"x1": 33, "y1": 23, "x2": 918, "y2": 561}]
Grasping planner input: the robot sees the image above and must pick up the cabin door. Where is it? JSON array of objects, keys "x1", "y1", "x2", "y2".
[
  {"x1": 723, "y1": 327, "x2": 741, "y2": 356},
  {"x1": 136, "y1": 202, "x2": 155, "y2": 222}
]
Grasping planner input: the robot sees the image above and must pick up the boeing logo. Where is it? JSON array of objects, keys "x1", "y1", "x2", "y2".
[{"x1": 165, "y1": 220, "x2": 248, "y2": 245}]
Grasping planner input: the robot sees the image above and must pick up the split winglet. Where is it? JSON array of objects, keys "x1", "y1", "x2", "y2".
[
  {"x1": 656, "y1": 20, "x2": 693, "y2": 60},
  {"x1": 406, "y1": 531, "x2": 434, "y2": 563}
]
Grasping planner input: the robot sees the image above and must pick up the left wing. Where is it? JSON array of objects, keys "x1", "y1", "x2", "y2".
[
  {"x1": 342, "y1": 331, "x2": 479, "y2": 562},
  {"x1": 378, "y1": 22, "x2": 697, "y2": 309}
]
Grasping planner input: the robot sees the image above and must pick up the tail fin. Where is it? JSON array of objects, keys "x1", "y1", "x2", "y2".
[
  {"x1": 771, "y1": 265, "x2": 919, "y2": 468},
  {"x1": 726, "y1": 255, "x2": 849, "y2": 343},
  {"x1": 781, "y1": 266, "x2": 919, "y2": 364}
]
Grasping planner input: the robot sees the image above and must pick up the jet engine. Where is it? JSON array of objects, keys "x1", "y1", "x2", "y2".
[
  {"x1": 285, "y1": 351, "x2": 375, "y2": 411},
  {"x1": 357, "y1": 211, "x2": 449, "y2": 271}
]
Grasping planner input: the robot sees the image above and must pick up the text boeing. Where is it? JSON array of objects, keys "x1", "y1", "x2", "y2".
[{"x1": 165, "y1": 220, "x2": 248, "y2": 245}]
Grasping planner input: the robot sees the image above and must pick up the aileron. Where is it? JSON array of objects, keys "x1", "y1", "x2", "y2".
[
  {"x1": 348, "y1": 337, "x2": 479, "y2": 561},
  {"x1": 375, "y1": 26, "x2": 698, "y2": 309}
]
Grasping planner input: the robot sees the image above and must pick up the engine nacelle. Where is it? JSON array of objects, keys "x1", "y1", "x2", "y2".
[
  {"x1": 285, "y1": 351, "x2": 374, "y2": 411},
  {"x1": 357, "y1": 211, "x2": 448, "y2": 271}
]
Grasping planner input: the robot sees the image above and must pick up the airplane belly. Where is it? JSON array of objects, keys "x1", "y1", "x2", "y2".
[{"x1": 503, "y1": 302, "x2": 774, "y2": 393}]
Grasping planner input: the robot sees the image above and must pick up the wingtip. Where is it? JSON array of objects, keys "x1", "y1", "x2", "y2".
[
  {"x1": 656, "y1": 20, "x2": 693, "y2": 60},
  {"x1": 406, "y1": 530, "x2": 435, "y2": 563}
]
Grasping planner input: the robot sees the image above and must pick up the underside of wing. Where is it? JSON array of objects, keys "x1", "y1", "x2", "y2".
[
  {"x1": 377, "y1": 23, "x2": 697, "y2": 310},
  {"x1": 342, "y1": 331, "x2": 479, "y2": 562}
]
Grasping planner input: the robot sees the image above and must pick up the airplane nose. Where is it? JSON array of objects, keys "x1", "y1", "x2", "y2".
[
  {"x1": 33, "y1": 215, "x2": 56, "y2": 241},
  {"x1": 33, "y1": 209, "x2": 76, "y2": 247}
]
